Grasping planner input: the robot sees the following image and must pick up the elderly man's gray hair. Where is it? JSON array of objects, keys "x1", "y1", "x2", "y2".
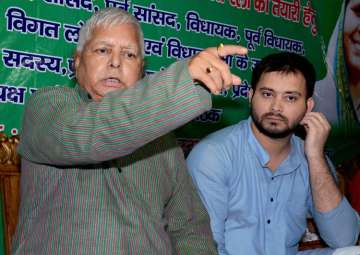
[{"x1": 76, "y1": 8, "x2": 144, "y2": 58}]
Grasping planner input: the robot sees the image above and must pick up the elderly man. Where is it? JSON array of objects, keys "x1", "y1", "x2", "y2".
[
  {"x1": 12, "y1": 8, "x2": 247, "y2": 255},
  {"x1": 187, "y1": 52, "x2": 359, "y2": 255}
]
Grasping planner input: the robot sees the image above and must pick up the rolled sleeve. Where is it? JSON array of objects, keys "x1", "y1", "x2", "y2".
[{"x1": 313, "y1": 197, "x2": 360, "y2": 247}]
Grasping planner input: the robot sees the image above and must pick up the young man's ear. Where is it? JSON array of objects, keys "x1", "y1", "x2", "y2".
[
  {"x1": 248, "y1": 88, "x2": 254, "y2": 103},
  {"x1": 306, "y1": 97, "x2": 315, "y2": 113}
]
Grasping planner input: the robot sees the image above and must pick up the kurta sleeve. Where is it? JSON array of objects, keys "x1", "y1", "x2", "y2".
[
  {"x1": 18, "y1": 60, "x2": 211, "y2": 166},
  {"x1": 163, "y1": 136, "x2": 217, "y2": 255}
]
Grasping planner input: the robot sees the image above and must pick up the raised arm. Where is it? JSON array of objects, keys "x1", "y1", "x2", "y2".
[
  {"x1": 19, "y1": 60, "x2": 210, "y2": 165},
  {"x1": 301, "y1": 112, "x2": 360, "y2": 246},
  {"x1": 19, "y1": 45, "x2": 247, "y2": 167}
]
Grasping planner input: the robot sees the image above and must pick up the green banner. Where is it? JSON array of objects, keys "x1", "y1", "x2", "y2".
[
  {"x1": 0, "y1": 2, "x2": 333, "y2": 144},
  {"x1": 0, "y1": 1, "x2": 358, "y2": 158}
]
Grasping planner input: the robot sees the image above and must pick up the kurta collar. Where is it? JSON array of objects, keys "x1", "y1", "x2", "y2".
[
  {"x1": 75, "y1": 84, "x2": 93, "y2": 103},
  {"x1": 245, "y1": 117, "x2": 301, "y2": 175}
]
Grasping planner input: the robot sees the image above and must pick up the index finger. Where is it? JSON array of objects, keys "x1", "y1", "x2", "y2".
[{"x1": 217, "y1": 44, "x2": 248, "y2": 57}]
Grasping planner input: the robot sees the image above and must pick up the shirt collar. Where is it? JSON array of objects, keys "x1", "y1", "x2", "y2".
[
  {"x1": 276, "y1": 138, "x2": 302, "y2": 175},
  {"x1": 246, "y1": 117, "x2": 270, "y2": 166}
]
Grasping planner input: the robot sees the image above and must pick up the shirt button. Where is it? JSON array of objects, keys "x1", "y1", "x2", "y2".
[
  {"x1": 270, "y1": 198, "x2": 274, "y2": 202},
  {"x1": 267, "y1": 219, "x2": 271, "y2": 224}
]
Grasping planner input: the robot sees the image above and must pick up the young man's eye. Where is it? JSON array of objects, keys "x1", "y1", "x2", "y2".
[
  {"x1": 262, "y1": 91, "x2": 272, "y2": 97},
  {"x1": 286, "y1": 96, "x2": 297, "y2": 102}
]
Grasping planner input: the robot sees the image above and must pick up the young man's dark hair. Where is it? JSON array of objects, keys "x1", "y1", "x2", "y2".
[{"x1": 251, "y1": 52, "x2": 316, "y2": 99}]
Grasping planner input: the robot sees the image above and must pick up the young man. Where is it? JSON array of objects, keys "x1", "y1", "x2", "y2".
[
  {"x1": 12, "y1": 7, "x2": 248, "y2": 254},
  {"x1": 187, "y1": 52, "x2": 359, "y2": 255}
]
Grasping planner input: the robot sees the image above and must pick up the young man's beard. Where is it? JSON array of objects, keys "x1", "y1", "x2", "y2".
[{"x1": 250, "y1": 109, "x2": 299, "y2": 139}]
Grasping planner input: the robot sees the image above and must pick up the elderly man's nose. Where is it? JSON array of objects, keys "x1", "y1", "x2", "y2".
[{"x1": 110, "y1": 55, "x2": 121, "y2": 68}]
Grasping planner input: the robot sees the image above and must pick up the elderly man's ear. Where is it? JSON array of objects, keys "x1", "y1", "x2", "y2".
[
  {"x1": 72, "y1": 52, "x2": 81, "y2": 76},
  {"x1": 74, "y1": 54, "x2": 79, "y2": 69},
  {"x1": 141, "y1": 60, "x2": 145, "y2": 78}
]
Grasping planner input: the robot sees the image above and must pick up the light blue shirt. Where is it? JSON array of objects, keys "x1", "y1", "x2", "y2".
[{"x1": 187, "y1": 118, "x2": 359, "y2": 255}]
